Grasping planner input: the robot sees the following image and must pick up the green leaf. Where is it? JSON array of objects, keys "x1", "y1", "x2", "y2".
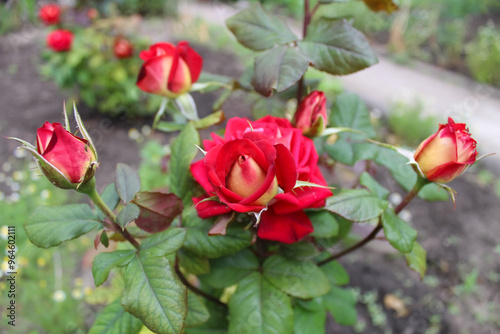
[
  {"x1": 116, "y1": 203, "x2": 140, "y2": 228},
  {"x1": 140, "y1": 227, "x2": 187, "y2": 257},
  {"x1": 251, "y1": 45, "x2": 310, "y2": 97},
  {"x1": 122, "y1": 254, "x2": 187, "y2": 334},
  {"x1": 281, "y1": 241, "x2": 319, "y2": 261},
  {"x1": 185, "y1": 301, "x2": 228, "y2": 334},
  {"x1": 228, "y1": 272, "x2": 293, "y2": 334},
  {"x1": 308, "y1": 211, "x2": 339, "y2": 238},
  {"x1": 200, "y1": 249, "x2": 258, "y2": 289},
  {"x1": 405, "y1": 242, "x2": 427, "y2": 279},
  {"x1": 92, "y1": 250, "x2": 136, "y2": 287},
  {"x1": 178, "y1": 248, "x2": 210, "y2": 275},
  {"x1": 115, "y1": 163, "x2": 141, "y2": 203},
  {"x1": 226, "y1": 3, "x2": 298, "y2": 51},
  {"x1": 359, "y1": 172, "x2": 390, "y2": 199},
  {"x1": 320, "y1": 260, "x2": 349, "y2": 286},
  {"x1": 323, "y1": 286, "x2": 357, "y2": 326},
  {"x1": 174, "y1": 93, "x2": 199, "y2": 120},
  {"x1": 330, "y1": 92, "x2": 375, "y2": 139},
  {"x1": 293, "y1": 302, "x2": 326, "y2": 334},
  {"x1": 185, "y1": 291, "x2": 210, "y2": 328},
  {"x1": 95, "y1": 183, "x2": 120, "y2": 219},
  {"x1": 263, "y1": 255, "x2": 330, "y2": 299},
  {"x1": 299, "y1": 18, "x2": 377, "y2": 75},
  {"x1": 88, "y1": 299, "x2": 143, "y2": 334},
  {"x1": 182, "y1": 207, "x2": 253, "y2": 259},
  {"x1": 325, "y1": 189, "x2": 388, "y2": 222},
  {"x1": 381, "y1": 209, "x2": 417, "y2": 253},
  {"x1": 168, "y1": 123, "x2": 200, "y2": 206},
  {"x1": 192, "y1": 111, "x2": 226, "y2": 130},
  {"x1": 25, "y1": 204, "x2": 101, "y2": 248},
  {"x1": 133, "y1": 191, "x2": 183, "y2": 233}
]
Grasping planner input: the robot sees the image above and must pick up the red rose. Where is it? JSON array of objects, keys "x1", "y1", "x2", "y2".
[
  {"x1": 39, "y1": 4, "x2": 61, "y2": 25},
  {"x1": 37, "y1": 122, "x2": 97, "y2": 188},
  {"x1": 46, "y1": 29, "x2": 73, "y2": 52},
  {"x1": 293, "y1": 91, "x2": 327, "y2": 136},
  {"x1": 136, "y1": 41, "x2": 203, "y2": 98},
  {"x1": 191, "y1": 116, "x2": 332, "y2": 244},
  {"x1": 414, "y1": 117, "x2": 477, "y2": 183},
  {"x1": 114, "y1": 37, "x2": 134, "y2": 59}
]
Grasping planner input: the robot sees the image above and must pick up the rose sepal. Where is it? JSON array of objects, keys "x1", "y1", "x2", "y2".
[{"x1": 72, "y1": 102, "x2": 98, "y2": 161}]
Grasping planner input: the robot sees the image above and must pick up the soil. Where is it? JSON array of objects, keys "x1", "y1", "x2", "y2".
[{"x1": 1, "y1": 26, "x2": 499, "y2": 334}]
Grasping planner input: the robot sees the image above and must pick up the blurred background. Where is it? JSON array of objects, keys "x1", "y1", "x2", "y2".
[{"x1": 0, "y1": 0, "x2": 499, "y2": 333}]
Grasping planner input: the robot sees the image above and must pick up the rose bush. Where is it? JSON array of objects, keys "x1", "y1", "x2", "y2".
[
  {"x1": 46, "y1": 29, "x2": 73, "y2": 52},
  {"x1": 191, "y1": 116, "x2": 332, "y2": 243},
  {"x1": 414, "y1": 117, "x2": 478, "y2": 183},
  {"x1": 136, "y1": 41, "x2": 203, "y2": 98},
  {"x1": 39, "y1": 4, "x2": 61, "y2": 26},
  {"x1": 293, "y1": 90, "x2": 327, "y2": 137}
]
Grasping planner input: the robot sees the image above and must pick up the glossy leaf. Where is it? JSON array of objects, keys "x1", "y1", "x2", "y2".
[
  {"x1": 325, "y1": 189, "x2": 388, "y2": 222},
  {"x1": 92, "y1": 250, "x2": 135, "y2": 287},
  {"x1": 359, "y1": 172, "x2": 390, "y2": 199},
  {"x1": 116, "y1": 203, "x2": 140, "y2": 228},
  {"x1": 281, "y1": 241, "x2": 319, "y2": 260},
  {"x1": 405, "y1": 242, "x2": 427, "y2": 280},
  {"x1": 331, "y1": 92, "x2": 375, "y2": 138},
  {"x1": 308, "y1": 210, "x2": 339, "y2": 238},
  {"x1": 252, "y1": 45, "x2": 310, "y2": 96},
  {"x1": 133, "y1": 191, "x2": 183, "y2": 233},
  {"x1": 178, "y1": 248, "x2": 210, "y2": 275},
  {"x1": 226, "y1": 3, "x2": 298, "y2": 51},
  {"x1": 320, "y1": 260, "x2": 349, "y2": 286},
  {"x1": 263, "y1": 255, "x2": 330, "y2": 299},
  {"x1": 299, "y1": 18, "x2": 377, "y2": 75},
  {"x1": 382, "y1": 209, "x2": 417, "y2": 253},
  {"x1": 140, "y1": 227, "x2": 187, "y2": 257},
  {"x1": 25, "y1": 204, "x2": 101, "y2": 248},
  {"x1": 88, "y1": 298, "x2": 143, "y2": 334},
  {"x1": 293, "y1": 302, "x2": 326, "y2": 334},
  {"x1": 185, "y1": 291, "x2": 210, "y2": 328},
  {"x1": 323, "y1": 286, "x2": 357, "y2": 326},
  {"x1": 185, "y1": 301, "x2": 228, "y2": 334},
  {"x1": 115, "y1": 163, "x2": 141, "y2": 204},
  {"x1": 228, "y1": 272, "x2": 293, "y2": 334},
  {"x1": 122, "y1": 254, "x2": 187, "y2": 334},
  {"x1": 201, "y1": 249, "x2": 258, "y2": 289}
]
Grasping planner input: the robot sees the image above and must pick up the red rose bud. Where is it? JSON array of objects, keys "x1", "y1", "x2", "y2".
[
  {"x1": 114, "y1": 37, "x2": 134, "y2": 59},
  {"x1": 39, "y1": 4, "x2": 61, "y2": 25},
  {"x1": 47, "y1": 29, "x2": 73, "y2": 52},
  {"x1": 10, "y1": 106, "x2": 98, "y2": 190},
  {"x1": 136, "y1": 41, "x2": 203, "y2": 98},
  {"x1": 226, "y1": 155, "x2": 279, "y2": 206},
  {"x1": 293, "y1": 91, "x2": 327, "y2": 136},
  {"x1": 414, "y1": 117, "x2": 477, "y2": 183}
]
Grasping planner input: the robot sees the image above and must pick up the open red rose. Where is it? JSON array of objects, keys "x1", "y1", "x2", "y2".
[
  {"x1": 414, "y1": 117, "x2": 477, "y2": 183},
  {"x1": 136, "y1": 41, "x2": 202, "y2": 98},
  {"x1": 293, "y1": 90, "x2": 327, "y2": 136},
  {"x1": 191, "y1": 116, "x2": 332, "y2": 244},
  {"x1": 46, "y1": 29, "x2": 73, "y2": 52},
  {"x1": 39, "y1": 4, "x2": 61, "y2": 25},
  {"x1": 114, "y1": 37, "x2": 134, "y2": 59},
  {"x1": 37, "y1": 122, "x2": 97, "y2": 187}
]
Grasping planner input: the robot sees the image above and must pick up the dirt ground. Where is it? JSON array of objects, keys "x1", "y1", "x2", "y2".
[{"x1": 1, "y1": 28, "x2": 499, "y2": 334}]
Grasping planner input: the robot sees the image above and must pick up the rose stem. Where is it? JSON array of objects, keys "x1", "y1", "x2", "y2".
[
  {"x1": 296, "y1": 0, "x2": 313, "y2": 103},
  {"x1": 174, "y1": 257, "x2": 227, "y2": 308},
  {"x1": 318, "y1": 177, "x2": 429, "y2": 267},
  {"x1": 87, "y1": 186, "x2": 140, "y2": 250}
]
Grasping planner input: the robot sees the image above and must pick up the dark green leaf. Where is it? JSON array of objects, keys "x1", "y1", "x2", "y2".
[
  {"x1": 140, "y1": 227, "x2": 187, "y2": 257},
  {"x1": 228, "y1": 272, "x2": 293, "y2": 334},
  {"x1": 185, "y1": 301, "x2": 228, "y2": 334},
  {"x1": 405, "y1": 242, "x2": 426, "y2": 280},
  {"x1": 325, "y1": 189, "x2": 388, "y2": 222},
  {"x1": 92, "y1": 250, "x2": 136, "y2": 287},
  {"x1": 299, "y1": 18, "x2": 377, "y2": 75},
  {"x1": 200, "y1": 249, "x2": 258, "y2": 289},
  {"x1": 115, "y1": 163, "x2": 141, "y2": 203},
  {"x1": 323, "y1": 286, "x2": 357, "y2": 326},
  {"x1": 320, "y1": 261, "x2": 349, "y2": 286},
  {"x1": 359, "y1": 172, "x2": 390, "y2": 199},
  {"x1": 281, "y1": 241, "x2": 319, "y2": 260},
  {"x1": 88, "y1": 299, "x2": 143, "y2": 334},
  {"x1": 168, "y1": 123, "x2": 200, "y2": 205},
  {"x1": 182, "y1": 207, "x2": 253, "y2": 259},
  {"x1": 95, "y1": 183, "x2": 120, "y2": 219},
  {"x1": 25, "y1": 204, "x2": 101, "y2": 248},
  {"x1": 293, "y1": 302, "x2": 326, "y2": 334},
  {"x1": 178, "y1": 248, "x2": 210, "y2": 275},
  {"x1": 382, "y1": 209, "x2": 417, "y2": 253},
  {"x1": 133, "y1": 191, "x2": 183, "y2": 233},
  {"x1": 122, "y1": 254, "x2": 187, "y2": 334},
  {"x1": 185, "y1": 291, "x2": 210, "y2": 328},
  {"x1": 330, "y1": 92, "x2": 375, "y2": 139},
  {"x1": 226, "y1": 3, "x2": 298, "y2": 51},
  {"x1": 116, "y1": 203, "x2": 140, "y2": 228},
  {"x1": 308, "y1": 211, "x2": 339, "y2": 238},
  {"x1": 263, "y1": 255, "x2": 330, "y2": 299},
  {"x1": 252, "y1": 45, "x2": 310, "y2": 96}
]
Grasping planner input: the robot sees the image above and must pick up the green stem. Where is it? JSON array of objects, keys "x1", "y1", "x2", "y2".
[
  {"x1": 87, "y1": 186, "x2": 140, "y2": 250},
  {"x1": 318, "y1": 176, "x2": 429, "y2": 266},
  {"x1": 296, "y1": 0, "x2": 312, "y2": 103}
]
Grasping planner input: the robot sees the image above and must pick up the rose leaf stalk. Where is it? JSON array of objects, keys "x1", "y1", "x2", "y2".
[{"x1": 318, "y1": 176, "x2": 429, "y2": 267}]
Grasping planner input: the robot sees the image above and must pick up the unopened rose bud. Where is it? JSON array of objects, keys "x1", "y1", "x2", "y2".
[
  {"x1": 114, "y1": 37, "x2": 134, "y2": 59},
  {"x1": 414, "y1": 117, "x2": 477, "y2": 183},
  {"x1": 293, "y1": 91, "x2": 327, "y2": 137},
  {"x1": 39, "y1": 4, "x2": 61, "y2": 26},
  {"x1": 226, "y1": 155, "x2": 278, "y2": 206}
]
